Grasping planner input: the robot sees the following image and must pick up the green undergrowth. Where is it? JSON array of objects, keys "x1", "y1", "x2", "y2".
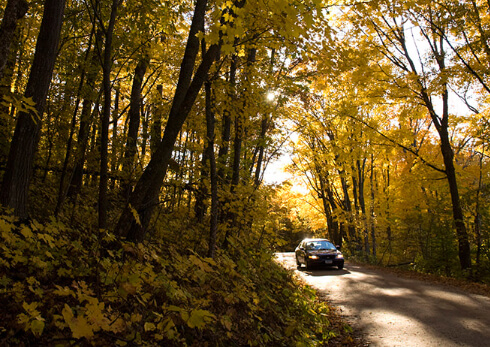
[{"x1": 0, "y1": 211, "x2": 343, "y2": 346}]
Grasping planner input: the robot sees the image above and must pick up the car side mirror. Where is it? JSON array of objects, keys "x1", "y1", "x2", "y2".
[{"x1": 336, "y1": 245, "x2": 341, "y2": 250}]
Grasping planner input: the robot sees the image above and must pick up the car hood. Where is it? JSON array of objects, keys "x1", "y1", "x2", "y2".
[{"x1": 308, "y1": 249, "x2": 340, "y2": 255}]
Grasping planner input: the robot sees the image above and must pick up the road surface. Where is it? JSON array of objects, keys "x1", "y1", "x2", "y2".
[{"x1": 275, "y1": 252, "x2": 490, "y2": 347}]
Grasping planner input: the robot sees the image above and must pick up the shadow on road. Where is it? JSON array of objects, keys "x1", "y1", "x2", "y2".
[
  {"x1": 276, "y1": 253, "x2": 490, "y2": 346},
  {"x1": 325, "y1": 264, "x2": 490, "y2": 346},
  {"x1": 298, "y1": 267, "x2": 351, "y2": 277}
]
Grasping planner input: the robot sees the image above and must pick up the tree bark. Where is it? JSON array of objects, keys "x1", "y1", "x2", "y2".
[
  {"x1": 253, "y1": 114, "x2": 269, "y2": 187},
  {"x1": 401, "y1": 17, "x2": 471, "y2": 270},
  {"x1": 55, "y1": 27, "x2": 95, "y2": 215},
  {"x1": 150, "y1": 85, "x2": 163, "y2": 155},
  {"x1": 205, "y1": 80, "x2": 219, "y2": 258},
  {"x1": 357, "y1": 158, "x2": 370, "y2": 258},
  {"x1": 370, "y1": 153, "x2": 376, "y2": 257},
  {"x1": 439, "y1": 128, "x2": 471, "y2": 269},
  {"x1": 217, "y1": 56, "x2": 237, "y2": 184},
  {"x1": 98, "y1": 0, "x2": 120, "y2": 229},
  {"x1": 114, "y1": 0, "x2": 219, "y2": 241},
  {"x1": 67, "y1": 90, "x2": 100, "y2": 199},
  {"x1": 121, "y1": 57, "x2": 148, "y2": 201},
  {"x1": 0, "y1": 0, "x2": 28, "y2": 79},
  {"x1": 0, "y1": 0, "x2": 65, "y2": 218}
]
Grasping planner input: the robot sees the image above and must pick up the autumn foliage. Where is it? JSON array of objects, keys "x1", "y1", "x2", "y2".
[
  {"x1": 0, "y1": 208, "x2": 351, "y2": 345},
  {"x1": 1, "y1": 0, "x2": 490, "y2": 344}
]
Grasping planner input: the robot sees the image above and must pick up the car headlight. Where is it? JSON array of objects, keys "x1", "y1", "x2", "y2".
[
  {"x1": 308, "y1": 255, "x2": 319, "y2": 259},
  {"x1": 336, "y1": 254, "x2": 344, "y2": 259}
]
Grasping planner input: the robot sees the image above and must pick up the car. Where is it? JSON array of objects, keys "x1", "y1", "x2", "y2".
[{"x1": 295, "y1": 238, "x2": 344, "y2": 270}]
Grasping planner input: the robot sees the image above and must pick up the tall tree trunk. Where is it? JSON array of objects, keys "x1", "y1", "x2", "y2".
[
  {"x1": 141, "y1": 104, "x2": 149, "y2": 160},
  {"x1": 55, "y1": 27, "x2": 95, "y2": 215},
  {"x1": 67, "y1": 90, "x2": 101, "y2": 199},
  {"x1": 0, "y1": 0, "x2": 66, "y2": 218},
  {"x1": 98, "y1": 0, "x2": 120, "y2": 229},
  {"x1": 401, "y1": 20, "x2": 471, "y2": 270},
  {"x1": 436, "y1": 41, "x2": 471, "y2": 270},
  {"x1": 195, "y1": 137, "x2": 210, "y2": 222},
  {"x1": 42, "y1": 101, "x2": 53, "y2": 182},
  {"x1": 217, "y1": 56, "x2": 237, "y2": 183},
  {"x1": 230, "y1": 111, "x2": 242, "y2": 192},
  {"x1": 439, "y1": 129, "x2": 471, "y2": 269},
  {"x1": 340, "y1": 175, "x2": 354, "y2": 250},
  {"x1": 121, "y1": 57, "x2": 148, "y2": 201},
  {"x1": 357, "y1": 158, "x2": 369, "y2": 258},
  {"x1": 114, "y1": 0, "x2": 219, "y2": 241},
  {"x1": 318, "y1": 171, "x2": 339, "y2": 245},
  {"x1": 150, "y1": 85, "x2": 163, "y2": 155},
  {"x1": 254, "y1": 114, "x2": 269, "y2": 187},
  {"x1": 0, "y1": 25, "x2": 19, "y2": 163},
  {"x1": 370, "y1": 153, "x2": 376, "y2": 257},
  {"x1": 205, "y1": 80, "x2": 219, "y2": 258},
  {"x1": 110, "y1": 86, "x2": 119, "y2": 189},
  {"x1": 475, "y1": 151, "x2": 483, "y2": 269},
  {"x1": 0, "y1": 0, "x2": 28, "y2": 79},
  {"x1": 325, "y1": 178, "x2": 341, "y2": 246}
]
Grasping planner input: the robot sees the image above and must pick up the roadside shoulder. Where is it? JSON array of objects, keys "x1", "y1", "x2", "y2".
[{"x1": 348, "y1": 261, "x2": 490, "y2": 298}]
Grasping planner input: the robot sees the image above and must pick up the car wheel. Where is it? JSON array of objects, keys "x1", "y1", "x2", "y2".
[
  {"x1": 296, "y1": 256, "x2": 301, "y2": 268},
  {"x1": 305, "y1": 259, "x2": 311, "y2": 270},
  {"x1": 337, "y1": 264, "x2": 344, "y2": 270}
]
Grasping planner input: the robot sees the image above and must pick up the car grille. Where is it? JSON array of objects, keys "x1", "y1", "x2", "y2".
[{"x1": 318, "y1": 254, "x2": 336, "y2": 260}]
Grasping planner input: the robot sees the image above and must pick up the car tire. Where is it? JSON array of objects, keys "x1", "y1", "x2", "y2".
[
  {"x1": 305, "y1": 260, "x2": 311, "y2": 270},
  {"x1": 296, "y1": 256, "x2": 301, "y2": 268},
  {"x1": 337, "y1": 264, "x2": 344, "y2": 270}
]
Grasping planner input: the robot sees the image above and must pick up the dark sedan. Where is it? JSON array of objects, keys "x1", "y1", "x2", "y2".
[{"x1": 295, "y1": 238, "x2": 344, "y2": 270}]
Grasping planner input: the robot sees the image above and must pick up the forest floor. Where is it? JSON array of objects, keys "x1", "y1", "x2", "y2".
[{"x1": 276, "y1": 253, "x2": 490, "y2": 346}]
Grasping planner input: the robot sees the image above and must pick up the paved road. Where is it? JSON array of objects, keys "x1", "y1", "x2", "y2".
[{"x1": 275, "y1": 252, "x2": 490, "y2": 347}]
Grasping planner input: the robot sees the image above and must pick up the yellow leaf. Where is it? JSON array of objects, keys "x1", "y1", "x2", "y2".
[
  {"x1": 71, "y1": 317, "x2": 94, "y2": 339},
  {"x1": 53, "y1": 285, "x2": 73, "y2": 297},
  {"x1": 62, "y1": 304, "x2": 95, "y2": 339},
  {"x1": 121, "y1": 282, "x2": 137, "y2": 295},
  {"x1": 20, "y1": 226, "x2": 33, "y2": 239},
  {"x1": 30, "y1": 319, "x2": 45, "y2": 336},
  {"x1": 62, "y1": 304, "x2": 74, "y2": 323},
  {"x1": 186, "y1": 309, "x2": 215, "y2": 329},
  {"x1": 131, "y1": 313, "x2": 142, "y2": 323},
  {"x1": 129, "y1": 204, "x2": 142, "y2": 226},
  {"x1": 144, "y1": 322, "x2": 156, "y2": 332}
]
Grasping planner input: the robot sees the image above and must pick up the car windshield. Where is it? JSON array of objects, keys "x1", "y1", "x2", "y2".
[{"x1": 305, "y1": 241, "x2": 336, "y2": 250}]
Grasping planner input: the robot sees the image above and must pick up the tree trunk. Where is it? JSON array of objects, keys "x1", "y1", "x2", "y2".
[
  {"x1": 439, "y1": 129, "x2": 471, "y2": 269},
  {"x1": 55, "y1": 27, "x2": 95, "y2": 215},
  {"x1": 114, "y1": 0, "x2": 219, "y2": 241},
  {"x1": 67, "y1": 91, "x2": 100, "y2": 198},
  {"x1": 98, "y1": 0, "x2": 119, "y2": 229},
  {"x1": 370, "y1": 153, "x2": 376, "y2": 257},
  {"x1": 357, "y1": 158, "x2": 369, "y2": 258},
  {"x1": 141, "y1": 104, "x2": 149, "y2": 160},
  {"x1": 340, "y1": 175, "x2": 355, "y2": 250},
  {"x1": 110, "y1": 87, "x2": 119, "y2": 189},
  {"x1": 0, "y1": 0, "x2": 28, "y2": 78},
  {"x1": 0, "y1": 30, "x2": 18, "y2": 163},
  {"x1": 475, "y1": 151, "x2": 483, "y2": 269},
  {"x1": 150, "y1": 85, "x2": 163, "y2": 155},
  {"x1": 318, "y1": 171, "x2": 339, "y2": 245},
  {"x1": 401, "y1": 18, "x2": 472, "y2": 270},
  {"x1": 218, "y1": 56, "x2": 237, "y2": 183},
  {"x1": 0, "y1": 0, "x2": 65, "y2": 219},
  {"x1": 230, "y1": 111, "x2": 242, "y2": 192},
  {"x1": 121, "y1": 57, "x2": 148, "y2": 201},
  {"x1": 205, "y1": 80, "x2": 219, "y2": 258},
  {"x1": 195, "y1": 135, "x2": 210, "y2": 222},
  {"x1": 254, "y1": 114, "x2": 269, "y2": 187}
]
